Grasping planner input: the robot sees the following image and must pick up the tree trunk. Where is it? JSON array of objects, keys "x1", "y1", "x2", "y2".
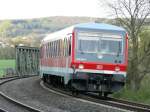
[{"x1": 127, "y1": 33, "x2": 141, "y2": 91}]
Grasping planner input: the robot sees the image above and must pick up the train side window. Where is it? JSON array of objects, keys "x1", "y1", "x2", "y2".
[
  {"x1": 54, "y1": 41, "x2": 55, "y2": 57},
  {"x1": 50, "y1": 42, "x2": 52, "y2": 57},
  {"x1": 62, "y1": 39, "x2": 65, "y2": 56},
  {"x1": 69, "y1": 36, "x2": 71, "y2": 56},
  {"x1": 57, "y1": 40, "x2": 59, "y2": 57},
  {"x1": 52, "y1": 42, "x2": 54, "y2": 58},
  {"x1": 53, "y1": 41, "x2": 54, "y2": 57},
  {"x1": 64, "y1": 39, "x2": 66, "y2": 56},
  {"x1": 47, "y1": 43, "x2": 49, "y2": 58},
  {"x1": 46, "y1": 43, "x2": 48, "y2": 58},
  {"x1": 40, "y1": 46, "x2": 43, "y2": 58},
  {"x1": 61, "y1": 40, "x2": 63, "y2": 57},
  {"x1": 44, "y1": 45, "x2": 46, "y2": 58},
  {"x1": 66, "y1": 38, "x2": 68, "y2": 56},
  {"x1": 55, "y1": 41, "x2": 57, "y2": 57},
  {"x1": 49, "y1": 42, "x2": 51, "y2": 58},
  {"x1": 48, "y1": 43, "x2": 50, "y2": 58},
  {"x1": 56, "y1": 41, "x2": 57, "y2": 57},
  {"x1": 58, "y1": 40, "x2": 60, "y2": 57},
  {"x1": 50, "y1": 42, "x2": 51, "y2": 58},
  {"x1": 51, "y1": 42, "x2": 52, "y2": 57},
  {"x1": 65, "y1": 38, "x2": 67, "y2": 56}
]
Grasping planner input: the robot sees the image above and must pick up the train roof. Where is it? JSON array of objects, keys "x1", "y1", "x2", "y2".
[
  {"x1": 75, "y1": 23, "x2": 126, "y2": 31},
  {"x1": 42, "y1": 23, "x2": 126, "y2": 43}
]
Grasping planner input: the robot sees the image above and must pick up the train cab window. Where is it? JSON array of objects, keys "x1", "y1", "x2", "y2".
[
  {"x1": 99, "y1": 35, "x2": 123, "y2": 55},
  {"x1": 77, "y1": 32, "x2": 123, "y2": 55},
  {"x1": 78, "y1": 37, "x2": 98, "y2": 53}
]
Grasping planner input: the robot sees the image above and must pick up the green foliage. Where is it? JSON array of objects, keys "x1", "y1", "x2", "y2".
[
  {"x1": 0, "y1": 59, "x2": 15, "y2": 68},
  {"x1": 0, "y1": 47, "x2": 15, "y2": 59},
  {"x1": 0, "y1": 59, "x2": 15, "y2": 77},
  {"x1": 113, "y1": 75, "x2": 150, "y2": 104},
  {"x1": 0, "y1": 20, "x2": 12, "y2": 38}
]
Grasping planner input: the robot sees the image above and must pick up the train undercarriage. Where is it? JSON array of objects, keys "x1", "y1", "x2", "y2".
[{"x1": 42, "y1": 72, "x2": 125, "y2": 97}]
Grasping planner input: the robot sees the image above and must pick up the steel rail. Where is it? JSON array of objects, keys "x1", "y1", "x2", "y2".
[
  {"x1": 43, "y1": 81, "x2": 150, "y2": 112},
  {"x1": 0, "y1": 108, "x2": 8, "y2": 112},
  {"x1": 0, "y1": 75, "x2": 42, "y2": 112}
]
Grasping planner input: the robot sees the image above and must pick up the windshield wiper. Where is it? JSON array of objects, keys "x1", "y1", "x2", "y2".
[
  {"x1": 117, "y1": 42, "x2": 121, "y2": 57},
  {"x1": 79, "y1": 40, "x2": 84, "y2": 54}
]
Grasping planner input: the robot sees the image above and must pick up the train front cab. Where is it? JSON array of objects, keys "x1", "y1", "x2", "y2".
[{"x1": 70, "y1": 28, "x2": 128, "y2": 96}]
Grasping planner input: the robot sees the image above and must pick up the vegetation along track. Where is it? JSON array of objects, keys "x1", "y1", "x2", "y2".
[
  {"x1": 42, "y1": 81, "x2": 150, "y2": 112},
  {"x1": 0, "y1": 75, "x2": 41, "y2": 112}
]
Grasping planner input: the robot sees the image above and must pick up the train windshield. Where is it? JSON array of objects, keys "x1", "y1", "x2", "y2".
[{"x1": 77, "y1": 32, "x2": 123, "y2": 55}]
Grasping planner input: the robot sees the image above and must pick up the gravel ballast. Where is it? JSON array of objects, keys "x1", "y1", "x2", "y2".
[
  {"x1": 0, "y1": 76, "x2": 127, "y2": 112},
  {"x1": 0, "y1": 94, "x2": 31, "y2": 112}
]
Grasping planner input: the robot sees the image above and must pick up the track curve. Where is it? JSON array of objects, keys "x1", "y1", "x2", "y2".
[
  {"x1": 0, "y1": 76, "x2": 125, "y2": 112},
  {"x1": 0, "y1": 76, "x2": 42, "y2": 112},
  {"x1": 42, "y1": 80, "x2": 150, "y2": 112}
]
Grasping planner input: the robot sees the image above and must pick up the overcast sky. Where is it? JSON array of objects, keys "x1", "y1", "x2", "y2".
[{"x1": 0, "y1": 0, "x2": 109, "y2": 20}]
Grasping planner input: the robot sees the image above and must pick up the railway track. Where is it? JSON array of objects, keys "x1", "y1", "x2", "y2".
[
  {"x1": 42, "y1": 81, "x2": 150, "y2": 112},
  {"x1": 0, "y1": 108, "x2": 8, "y2": 112},
  {"x1": 0, "y1": 75, "x2": 41, "y2": 112}
]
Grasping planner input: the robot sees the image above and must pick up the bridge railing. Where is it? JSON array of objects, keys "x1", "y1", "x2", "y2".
[{"x1": 15, "y1": 46, "x2": 40, "y2": 76}]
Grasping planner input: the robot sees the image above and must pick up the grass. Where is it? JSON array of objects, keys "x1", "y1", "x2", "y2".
[
  {"x1": 0, "y1": 59, "x2": 15, "y2": 77},
  {"x1": 113, "y1": 75, "x2": 150, "y2": 105}
]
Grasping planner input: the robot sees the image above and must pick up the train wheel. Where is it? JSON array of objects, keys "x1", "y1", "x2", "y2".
[
  {"x1": 43, "y1": 75, "x2": 46, "y2": 83},
  {"x1": 72, "y1": 90, "x2": 79, "y2": 96},
  {"x1": 104, "y1": 92, "x2": 108, "y2": 98},
  {"x1": 98, "y1": 92, "x2": 102, "y2": 97}
]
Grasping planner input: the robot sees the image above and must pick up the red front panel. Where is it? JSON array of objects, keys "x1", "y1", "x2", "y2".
[{"x1": 71, "y1": 61, "x2": 127, "y2": 72}]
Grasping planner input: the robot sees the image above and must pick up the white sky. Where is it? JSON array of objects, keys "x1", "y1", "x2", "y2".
[{"x1": 0, "y1": 0, "x2": 109, "y2": 20}]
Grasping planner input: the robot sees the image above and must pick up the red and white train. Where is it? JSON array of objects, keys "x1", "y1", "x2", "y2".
[{"x1": 40, "y1": 23, "x2": 128, "y2": 96}]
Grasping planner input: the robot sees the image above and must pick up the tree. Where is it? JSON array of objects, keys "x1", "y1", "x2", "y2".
[
  {"x1": 102, "y1": 0, "x2": 150, "y2": 90},
  {"x1": 0, "y1": 20, "x2": 12, "y2": 38}
]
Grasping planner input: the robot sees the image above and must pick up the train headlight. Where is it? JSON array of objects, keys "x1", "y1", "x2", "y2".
[
  {"x1": 79, "y1": 64, "x2": 84, "y2": 69},
  {"x1": 115, "y1": 66, "x2": 120, "y2": 72}
]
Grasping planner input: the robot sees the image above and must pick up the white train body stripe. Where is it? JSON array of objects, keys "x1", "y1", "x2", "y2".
[{"x1": 40, "y1": 66, "x2": 126, "y2": 77}]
